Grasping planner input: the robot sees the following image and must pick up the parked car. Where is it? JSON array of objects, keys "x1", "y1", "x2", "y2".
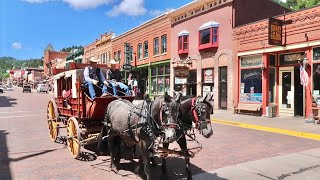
[
  {"x1": 6, "y1": 83, "x2": 13, "y2": 91},
  {"x1": 37, "y1": 84, "x2": 49, "y2": 93},
  {"x1": 23, "y1": 85, "x2": 32, "y2": 93},
  {"x1": 0, "y1": 85, "x2": 4, "y2": 93}
]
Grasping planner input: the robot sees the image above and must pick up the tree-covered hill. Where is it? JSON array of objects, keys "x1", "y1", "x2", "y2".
[{"x1": 0, "y1": 56, "x2": 43, "y2": 78}]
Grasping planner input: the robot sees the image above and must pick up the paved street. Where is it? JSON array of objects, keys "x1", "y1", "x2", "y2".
[{"x1": 1, "y1": 88, "x2": 320, "y2": 180}]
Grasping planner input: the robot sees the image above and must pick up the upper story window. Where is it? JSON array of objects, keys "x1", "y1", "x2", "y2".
[
  {"x1": 198, "y1": 21, "x2": 219, "y2": 50},
  {"x1": 161, "y1": 35, "x2": 167, "y2": 54},
  {"x1": 154, "y1": 37, "x2": 159, "y2": 55},
  {"x1": 117, "y1": 50, "x2": 121, "y2": 62},
  {"x1": 138, "y1": 43, "x2": 142, "y2": 60},
  {"x1": 114, "y1": 52, "x2": 116, "y2": 61},
  {"x1": 144, "y1": 41, "x2": 148, "y2": 58},
  {"x1": 178, "y1": 30, "x2": 189, "y2": 54}
]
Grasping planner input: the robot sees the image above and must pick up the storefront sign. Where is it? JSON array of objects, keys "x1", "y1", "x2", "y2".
[
  {"x1": 203, "y1": 69, "x2": 214, "y2": 83},
  {"x1": 122, "y1": 64, "x2": 132, "y2": 71},
  {"x1": 240, "y1": 56, "x2": 262, "y2": 67},
  {"x1": 174, "y1": 66, "x2": 189, "y2": 78},
  {"x1": 268, "y1": 17, "x2": 283, "y2": 46},
  {"x1": 175, "y1": 77, "x2": 187, "y2": 84}
]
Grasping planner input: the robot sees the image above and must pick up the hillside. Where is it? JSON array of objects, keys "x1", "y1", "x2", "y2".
[{"x1": 0, "y1": 57, "x2": 43, "y2": 78}]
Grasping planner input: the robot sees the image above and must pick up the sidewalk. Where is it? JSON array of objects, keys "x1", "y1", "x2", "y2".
[
  {"x1": 192, "y1": 148, "x2": 320, "y2": 180},
  {"x1": 211, "y1": 110, "x2": 320, "y2": 140}
]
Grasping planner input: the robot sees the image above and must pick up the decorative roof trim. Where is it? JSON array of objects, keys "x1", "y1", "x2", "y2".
[
  {"x1": 178, "y1": 30, "x2": 190, "y2": 36},
  {"x1": 199, "y1": 21, "x2": 220, "y2": 30}
]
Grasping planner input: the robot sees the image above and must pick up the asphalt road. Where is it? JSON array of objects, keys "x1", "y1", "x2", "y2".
[{"x1": 1, "y1": 87, "x2": 320, "y2": 180}]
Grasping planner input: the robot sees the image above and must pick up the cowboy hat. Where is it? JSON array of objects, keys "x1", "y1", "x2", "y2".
[
  {"x1": 108, "y1": 59, "x2": 119, "y2": 65},
  {"x1": 89, "y1": 57, "x2": 100, "y2": 63}
]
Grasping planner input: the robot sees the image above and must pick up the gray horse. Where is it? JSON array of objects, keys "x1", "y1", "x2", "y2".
[
  {"x1": 160, "y1": 93, "x2": 214, "y2": 180},
  {"x1": 102, "y1": 92, "x2": 181, "y2": 180}
]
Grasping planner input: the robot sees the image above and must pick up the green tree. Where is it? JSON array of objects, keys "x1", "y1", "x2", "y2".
[{"x1": 286, "y1": 0, "x2": 320, "y2": 10}]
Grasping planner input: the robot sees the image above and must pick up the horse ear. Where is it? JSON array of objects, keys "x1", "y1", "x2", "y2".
[
  {"x1": 202, "y1": 93, "x2": 209, "y2": 102},
  {"x1": 164, "y1": 92, "x2": 171, "y2": 102},
  {"x1": 175, "y1": 92, "x2": 182, "y2": 102}
]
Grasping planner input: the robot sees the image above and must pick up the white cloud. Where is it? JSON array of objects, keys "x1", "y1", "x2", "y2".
[
  {"x1": 106, "y1": 0, "x2": 147, "y2": 17},
  {"x1": 12, "y1": 42, "x2": 23, "y2": 50},
  {"x1": 62, "y1": 0, "x2": 114, "y2": 10},
  {"x1": 22, "y1": 0, "x2": 114, "y2": 9},
  {"x1": 149, "y1": 8, "x2": 175, "y2": 17}
]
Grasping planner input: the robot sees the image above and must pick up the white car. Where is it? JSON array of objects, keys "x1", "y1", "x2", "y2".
[{"x1": 37, "y1": 84, "x2": 49, "y2": 93}]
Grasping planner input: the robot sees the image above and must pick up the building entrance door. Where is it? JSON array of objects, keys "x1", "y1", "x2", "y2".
[
  {"x1": 279, "y1": 67, "x2": 304, "y2": 116},
  {"x1": 219, "y1": 67, "x2": 227, "y2": 109}
]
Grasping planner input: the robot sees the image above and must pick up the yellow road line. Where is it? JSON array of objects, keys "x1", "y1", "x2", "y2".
[{"x1": 212, "y1": 119, "x2": 320, "y2": 141}]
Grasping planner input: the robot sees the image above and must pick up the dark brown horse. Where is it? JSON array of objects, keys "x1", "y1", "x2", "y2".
[
  {"x1": 160, "y1": 93, "x2": 213, "y2": 180},
  {"x1": 101, "y1": 92, "x2": 181, "y2": 180}
]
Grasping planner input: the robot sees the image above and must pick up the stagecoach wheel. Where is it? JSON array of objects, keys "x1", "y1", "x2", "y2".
[
  {"x1": 47, "y1": 100, "x2": 59, "y2": 142},
  {"x1": 67, "y1": 117, "x2": 81, "y2": 159}
]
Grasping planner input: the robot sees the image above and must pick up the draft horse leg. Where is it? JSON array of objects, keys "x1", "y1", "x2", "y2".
[
  {"x1": 161, "y1": 143, "x2": 169, "y2": 174},
  {"x1": 177, "y1": 135, "x2": 192, "y2": 180},
  {"x1": 141, "y1": 140, "x2": 152, "y2": 180},
  {"x1": 108, "y1": 135, "x2": 118, "y2": 173}
]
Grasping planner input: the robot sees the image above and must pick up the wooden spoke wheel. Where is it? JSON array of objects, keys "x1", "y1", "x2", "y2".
[
  {"x1": 47, "y1": 100, "x2": 59, "y2": 142},
  {"x1": 67, "y1": 117, "x2": 81, "y2": 159}
]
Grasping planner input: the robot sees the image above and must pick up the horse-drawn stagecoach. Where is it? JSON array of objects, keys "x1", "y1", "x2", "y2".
[
  {"x1": 47, "y1": 63, "x2": 134, "y2": 158},
  {"x1": 46, "y1": 63, "x2": 214, "y2": 180}
]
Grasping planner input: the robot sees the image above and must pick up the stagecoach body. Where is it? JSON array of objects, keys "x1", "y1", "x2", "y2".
[{"x1": 47, "y1": 63, "x2": 134, "y2": 158}]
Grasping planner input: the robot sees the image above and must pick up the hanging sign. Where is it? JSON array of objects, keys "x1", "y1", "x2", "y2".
[
  {"x1": 174, "y1": 66, "x2": 189, "y2": 78},
  {"x1": 268, "y1": 18, "x2": 283, "y2": 46},
  {"x1": 268, "y1": 17, "x2": 283, "y2": 46}
]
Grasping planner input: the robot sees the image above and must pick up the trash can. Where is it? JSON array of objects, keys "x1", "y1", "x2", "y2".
[{"x1": 268, "y1": 104, "x2": 277, "y2": 118}]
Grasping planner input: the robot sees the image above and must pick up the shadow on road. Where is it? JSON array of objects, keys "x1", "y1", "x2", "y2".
[
  {"x1": 0, "y1": 96, "x2": 17, "y2": 107},
  {"x1": 0, "y1": 130, "x2": 12, "y2": 180}
]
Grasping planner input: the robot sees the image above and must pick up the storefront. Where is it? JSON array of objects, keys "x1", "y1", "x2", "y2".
[{"x1": 149, "y1": 62, "x2": 170, "y2": 97}]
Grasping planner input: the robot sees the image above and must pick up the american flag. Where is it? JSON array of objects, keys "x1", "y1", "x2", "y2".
[{"x1": 300, "y1": 65, "x2": 309, "y2": 86}]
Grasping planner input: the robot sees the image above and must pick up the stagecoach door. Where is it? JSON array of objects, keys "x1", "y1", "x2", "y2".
[{"x1": 219, "y1": 67, "x2": 227, "y2": 109}]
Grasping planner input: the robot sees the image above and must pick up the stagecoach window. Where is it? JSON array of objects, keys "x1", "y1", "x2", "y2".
[
  {"x1": 313, "y1": 63, "x2": 320, "y2": 105},
  {"x1": 240, "y1": 68, "x2": 262, "y2": 103}
]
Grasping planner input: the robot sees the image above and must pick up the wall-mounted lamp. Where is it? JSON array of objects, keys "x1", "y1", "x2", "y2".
[
  {"x1": 260, "y1": 61, "x2": 266, "y2": 71},
  {"x1": 303, "y1": 57, "x2": 309, "y2": 68}
]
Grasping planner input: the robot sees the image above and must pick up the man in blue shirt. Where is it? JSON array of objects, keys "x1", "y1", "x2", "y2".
[
  {"x1": 106, "y1": 59, "x2": 131, "y2": 96},
  {"x1": 83, "y1": 57, "x2": 109, "y2": 99}
]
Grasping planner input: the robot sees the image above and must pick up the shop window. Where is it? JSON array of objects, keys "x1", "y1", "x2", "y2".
[
  {"x1": 161, "y1": 35, "x2": 167, "y2": 54},
  {"x1": 154, "y1": 38, "x2": 159, "y2": 55},
  {"x1": 138, "y1": 43, "x2": 142, "y2": 60},
  {"x1": 279, "y1": 52, "x2": 305, "y2": 65},
  {"x1": 269, "y1": 54, "x2": 276, "y2": 66},
  {"x1": 165, "y1": 65, "x2": 170, "y2": 74},
  {"x1": 314, "y1": 47, "x2": 320, "y2": 61},
  {"x1": 144, "y1": 41, "x2": 148, "y2": 58},
  {"x1": 150, "y1": 65, "x2": 170, "y2": 95},
  {"x1": 240, "y1": 68, "x2": 262, "y2": 103},
  {"x1": 198, "y1": 21, "x2": 219, "y2": 50},
  {"x1": 313, "y1": 63, "x2": 320, "y2": 105},
  {"x1": 268, "y1": 68, "x2": 276, "y2": 103},
  {"x1": 178, "y1": 35, "x2": 189, "y2": 54}
]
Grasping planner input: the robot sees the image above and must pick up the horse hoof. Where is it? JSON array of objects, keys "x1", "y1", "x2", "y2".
[{"x1": 111, "y1": 167, "x2": 118, "y2": 173}]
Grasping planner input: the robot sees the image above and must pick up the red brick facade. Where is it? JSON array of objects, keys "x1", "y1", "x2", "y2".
[
  {"x1": 43, "y1": 50, "x2": 69, "y2": 76},
  {"x1": 233, "y1": 6, "x2": 320, "y2": 117}
]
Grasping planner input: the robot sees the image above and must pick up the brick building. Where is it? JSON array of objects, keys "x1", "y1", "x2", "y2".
[
  {"x1": 43, "y1": 44, "x2": 69, "y2": 76},
  {"x1": 233, "y1": 5, "x2": 320, "y2": 118},
  {"x1": 112, "y1": 13, "x2": 171, "y2": 98},
  {"x1": 84, "y1": 41, "x2": 96, "y2": 64},
  {"x1": 83, "y1": 33, "x2": 113, "y2": 64},
  {"x1": 169, "y1": 0, "x2": 290, "y2": 110}
]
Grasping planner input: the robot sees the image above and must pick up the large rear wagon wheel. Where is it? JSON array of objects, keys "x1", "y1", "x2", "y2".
[
  {"x1": 67, "y1": 117, "x2": 81, "y2": 159},
  {"x1": 47, "y1": 100, "x2": 59, "y2": 142}
]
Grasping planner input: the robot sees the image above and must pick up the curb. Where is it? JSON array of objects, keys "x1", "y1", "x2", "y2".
[{"x1": 212, "y1": 119, "x2": 320, "y2": 141}]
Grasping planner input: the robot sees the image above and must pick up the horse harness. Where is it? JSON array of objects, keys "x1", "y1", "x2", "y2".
[{"x1": 191, "y1": 97, "x2": 211, "y2": 129}]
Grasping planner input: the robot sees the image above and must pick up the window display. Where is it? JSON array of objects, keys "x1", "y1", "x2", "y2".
[
  {"x1": 313, "y1": 63, "x2": 320, "y2": 105},
  {"x1": 240, "y1": 68, "x2": 262, "y2": 102}
]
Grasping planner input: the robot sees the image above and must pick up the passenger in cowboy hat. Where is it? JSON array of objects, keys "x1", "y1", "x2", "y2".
[
  {"x1": 83, "y1": 57, "x2": 109, "y2": 99},
  {"x1": 106, "y1": 59, "x2": 131, "y2": 96}
]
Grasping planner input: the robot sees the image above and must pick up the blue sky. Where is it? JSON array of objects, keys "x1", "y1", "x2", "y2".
[{"x1": 0, "y1": 0, "x2": 191, "y2": 60}]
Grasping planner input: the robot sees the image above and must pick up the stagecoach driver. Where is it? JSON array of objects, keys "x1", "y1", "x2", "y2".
[
  {"x1": 106, "y1": 59, "x2": 131, "y2": 96},
  {"x1": 83, "y1": 57, "x2": 109, "y2": 99}
]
